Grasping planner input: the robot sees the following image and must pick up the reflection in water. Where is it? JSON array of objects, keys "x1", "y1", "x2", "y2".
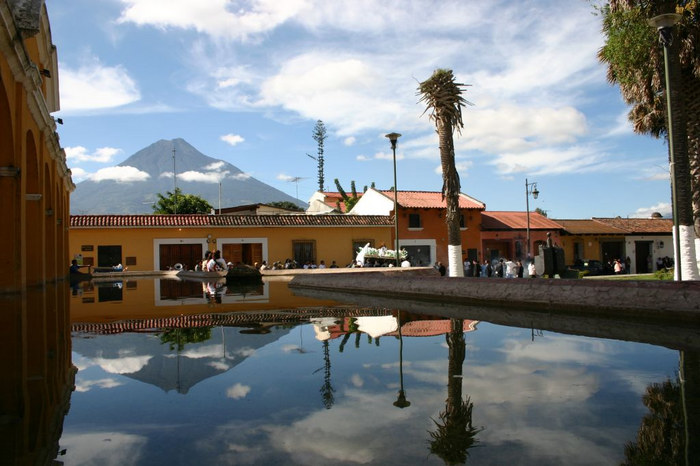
[
  {"x1": 1, "y1": 283, "x2": 74, "y2": 464},
  {"x1": 429, "y1": 319, "x2": 482, "y2": 464},
  {"x1": 623, "y1": 351, "x2": 699, "y2": 465},
  {"x1": 6, "y1": 277, "x2": 688, "y2": 464}
]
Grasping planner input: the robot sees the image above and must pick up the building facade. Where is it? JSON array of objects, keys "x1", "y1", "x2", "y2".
[
  {"x1": 1, "y1": 0, "x2": 73, "y2": 291},
  {"x1": 348, "y1": 189, "x2": 486, "y2": 266},
  {"x1": 70, "y1": 214, "x2": 393, "y2": 270}
]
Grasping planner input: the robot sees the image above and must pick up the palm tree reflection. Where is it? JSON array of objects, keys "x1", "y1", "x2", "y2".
[{"x1": 429, "y1": 318, "x2": 482, "y2": 464}]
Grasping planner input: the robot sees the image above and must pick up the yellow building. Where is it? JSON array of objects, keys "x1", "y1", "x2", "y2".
[
  {"x1": 1, "y1": 0, "x2": 73, "y2": 291},
  {"x1": 70, "y1": 214, "x2": 394, "y2": 270}
]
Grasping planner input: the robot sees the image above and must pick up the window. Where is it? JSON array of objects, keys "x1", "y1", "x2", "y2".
[
  {"x1": 408, "y1": 213, "x2": 421, "y2": 228},
  {"x1": 97, "y1": 245, "x2": 122, "y2": 267},
  {"x1": 460, "y1": 214, "x2": 466, "y2": 229},
  {"x1": 293, "y1": 240, "x2": 316, "y2": 265}
]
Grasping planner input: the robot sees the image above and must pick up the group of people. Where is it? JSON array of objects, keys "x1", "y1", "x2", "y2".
[
  {"x1": 432, "y1": 258, "x2": 538, "y2": 278},
  {"x1": 255, "y1": 259, "x2": 340, "y2": 270},
  {"x1": 196, "y1": 250, "x2": 228, "y2": 272}
]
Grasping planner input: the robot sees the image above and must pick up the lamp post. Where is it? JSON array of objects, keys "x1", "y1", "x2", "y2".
[
  {"x1": 172, "y1": 147, "x2": 178, "y2": 215},
  {"x1": 386, "y1": 133, "x2": 402, "y2": 267},
  {"x1": 393, "y1": 311, "x2": 410, "y2": 409},
  {"x1": 649, "y1": 12, "x2": 683, "y2": 281},
  {"x1": 525, "y1": 178, "x2": 539, "y2": 259}
]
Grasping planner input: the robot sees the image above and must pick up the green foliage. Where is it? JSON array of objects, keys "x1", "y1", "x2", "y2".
[
  {"x1": 334, "y1": 178, "x2": 362, "y2": 211},
  {"x1": 267, "y1": 201, "x2": 304, "y2": 211},
  {"x1": 535, "y1": 207, "x2": 548, "y2": 217},
  {"x1": 152, "y1": 188, "x2": 213, "y2": 214},
  {"x1": 159, "y1": 327, "x2": 213, "y2": 351},
  {"x1": 312, "y1": 120, "x2": 327, "y2": 191},
  {"x1": 653, "y1": 268, "x2": 674, "y2": 280},
  {"x1": 599, "y1": 6, "x2": 657, "y2": 91}
]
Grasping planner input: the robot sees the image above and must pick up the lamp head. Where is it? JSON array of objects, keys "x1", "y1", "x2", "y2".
[
  {"x1": 385, "y1": 132, "x2": 401, "y2": 150},
  {"x1": 532, "y1": 186, "x2": 539, "y2": 199},
  {"x1": 648, "y1": 13, "x2": 681, "y2": 29}
]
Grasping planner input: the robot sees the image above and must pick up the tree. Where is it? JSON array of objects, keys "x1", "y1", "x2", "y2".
[
  {"x1": 267, "y1": 201, "x2": 304, "y2": 211},
  {"x1": 152, "y1": 188, "x2": 212, "y2": 214},
  {"x1": 311, "y1": 120, "x2": 327, "y2": 191},
  {"x1": 535, "y1": 207, "x2": 548, "y2": 217},
  {"x1": 428, "y1": 319, "x2": 481, "y2": 464},
  {"x1": 598, "y1": 0, "x2": 700, "y2": 279},
  {"x1": 334, "y1": 178, "x2": 361, "y2": 212},
  {"x1": 418, "y1": 69, "x2": 471, "y2": 277}
]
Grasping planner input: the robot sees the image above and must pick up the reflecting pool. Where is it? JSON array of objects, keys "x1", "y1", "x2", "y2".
[{"x1": 8, "y1": 277, "x2": 699, "y2": 465}]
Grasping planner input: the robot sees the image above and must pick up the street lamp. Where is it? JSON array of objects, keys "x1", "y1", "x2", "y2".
[
  {"x1": 393, "y1": 311, "x2": 410, "y2": 409},
  {"x1": 525, "y1": 178, "x2": 539, "y2": 259},
  {"x1": 649, "y1": 12, "x2": 683, "y2": 281},
  {"x1": 386, "y1": 132, "x2": 402, "y2": 267}
]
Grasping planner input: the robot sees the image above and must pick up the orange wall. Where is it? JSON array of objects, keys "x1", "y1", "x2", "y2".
[{"x1": 396, "y1": 208, "x2": 483, "y2": 264}]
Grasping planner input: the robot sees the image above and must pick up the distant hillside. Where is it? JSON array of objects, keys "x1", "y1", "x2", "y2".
[{"x1": 70, "y1": 138, "x2": 302, "y2": 214}]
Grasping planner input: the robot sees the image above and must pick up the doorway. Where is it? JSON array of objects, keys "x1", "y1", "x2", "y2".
[{"x1": 635, "y1": 241, "x2": 653, "y2": 274}]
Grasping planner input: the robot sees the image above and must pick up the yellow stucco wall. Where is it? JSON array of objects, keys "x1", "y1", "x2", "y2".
[
  {"x1": 70, "y1": 225, "x2": 393, "y2": 271},
  {"x1": 69, "y1": 278, "x2": 339, "y2": 323},
  {"x1": 1, "y1": 3, "x2": 73, "y2": 291}
]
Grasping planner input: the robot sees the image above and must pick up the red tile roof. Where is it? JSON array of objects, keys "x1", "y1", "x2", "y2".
[
  {"x1": 481, "y1": 211, "x2": 562, "y2": 230},
  {"x1": 552, "y1": 219, "x2": 627, "y2": 235},
  {"x1": 592, "y1": 217, "x2": 673, "y2": 234},
  {"x1": 70, "y1": 214, "x2": 393, "y2": 228},
  {"x1": 378, "y1": 190, "x2": 485, "y2": 210}
]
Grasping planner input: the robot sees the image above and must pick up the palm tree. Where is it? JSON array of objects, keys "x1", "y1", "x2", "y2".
[
  {"x1": 598, "y1": 0, "x2": 700, "y2": 279},
  {"x1": 418, "y1": 69, "x2": 472, "y2": 277},
  {"x1": 428, "y1": 319, "x2": 481, "y2": 464}
]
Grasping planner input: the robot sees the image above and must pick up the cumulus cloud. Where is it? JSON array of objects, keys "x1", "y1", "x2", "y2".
[
  {"x1": 117, "y1": 0, "x2": 306, "y2": 40},
  {"x1": 69, "y1": 167, "x2": 89, "y2": 182},
  {"x1": 93, "y1": 355, "x2": 153, "y2": 374},
  {"x1": 59, "y1": 432, "x2": 147, "y2": 465},
  {"x1": 226, "y1": 383, "x2": 252, "y2": 399},
  {"x1": 75, "y1": 377, "x2": 125, "y2": 392},
  {"x1": 343, "y1": 136, "x2": 356, "y2": 146},
  {"x1": 221, "y1": 133, "x2": 245, "y2": 146},
  {"x1": 179, "y1": 170, "x2": 229, "y2": 183},
  {"x1": 59, "y1": 56, "x2": 140, "y2": 113},
  {"x1": 89, "y1": 166, "x2": 150, "y2": 183},
  {"x1": 66, "y1": 146, "x2": 122, "y2": 163},
  {"x1": 631, "y1": 203, "x2": 671, "y2": 219}
]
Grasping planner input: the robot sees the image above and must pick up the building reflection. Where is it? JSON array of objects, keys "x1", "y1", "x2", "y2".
[{"x1": 0, "y1": 283, "x2": 75, "y2": 464}]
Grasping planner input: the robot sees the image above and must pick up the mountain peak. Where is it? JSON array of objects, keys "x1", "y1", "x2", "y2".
[{"x1": 71, "y1": 138, "x2": 302, "y2": 214}]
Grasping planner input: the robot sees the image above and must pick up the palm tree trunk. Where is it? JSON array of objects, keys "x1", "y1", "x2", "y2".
[
  {"x1": 666, "y1": 29, "x2": 699, "y2": 280},
  {"x1": 437, "y1": 116, "x2": 464, "y2": 277}
]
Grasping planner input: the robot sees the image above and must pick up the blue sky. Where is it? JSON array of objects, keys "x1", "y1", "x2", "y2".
[{"x1": 48, "y1": 0, "x2": 672, "y2": 219}]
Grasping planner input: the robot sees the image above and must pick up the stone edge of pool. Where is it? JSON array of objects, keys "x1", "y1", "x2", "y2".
[{"x1": 288, "y1": 269, "x2": 700, "y2": 322}]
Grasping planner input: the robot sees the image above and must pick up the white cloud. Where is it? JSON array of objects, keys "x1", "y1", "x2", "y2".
[
  {"x1": 277, "y1": 173, "x2": 295, "y2": 182},
  {"x1": 59, "y1": 432, "x2": 147, "y2": 466},
  {"x1": 204, "y1": 161, "x2": 226, "y2": 171},
  {"x1": 117, "y1": 0, "x2": 306, "y2": 40},
  {"x1": 89, "y1": 166, "x2": 150, "y2": 183},
  {"x1": 94, "y1": 355, "x2": 153, "y2": 373},
  {"x1": 631, "y1": 203, "x2": 671, "y2": 219},
  {"x1": 59, "y1": 56, "x2": 140, "y2": 113},
  {"x1": 343, "y1": 136, "x2": 356, "y2": 146},
  {"x1": 69, "y1": 167, "x2": 89, "y2": 182},
  {"x1": 232, "y1": 172, "x2": 252, "y2": 180},
  {"x1": 74, "y1": 377, "x2": 125, "y2": 392},
  {"x1": 65, "y1": 146, "x2": 122, "y2": 163},
  {"x1": 434, "y1": 160, "x2": 472, "y2": 175},
  {"x1": 179, "y1": 170, "x2": 229, "y2": 183},
  {"x1": 221, "y1": 133, "x2": 245, "y2": 146},
  {"x1": 226, "y1": 383, "x2": 251, "y2": 399}
]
